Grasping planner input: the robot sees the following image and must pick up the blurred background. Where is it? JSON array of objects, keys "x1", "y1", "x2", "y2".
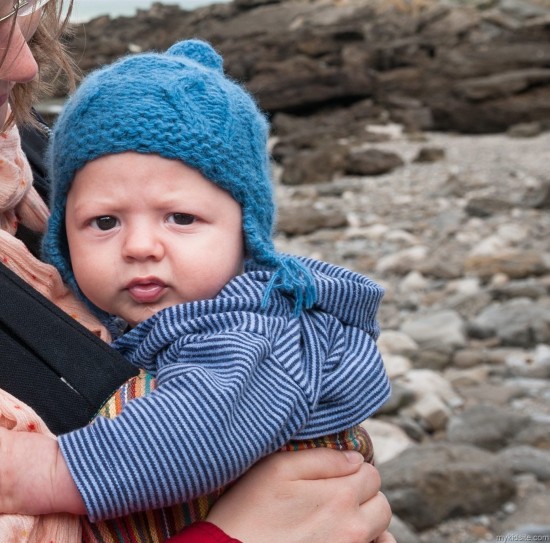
[{"x1": 51, "y1": 1, "x2": 550, "y2": 542}]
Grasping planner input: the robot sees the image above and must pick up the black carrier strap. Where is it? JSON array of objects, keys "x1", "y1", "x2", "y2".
[{"x1": 0, "y1": 262, "x2": 138, "y2": 435}]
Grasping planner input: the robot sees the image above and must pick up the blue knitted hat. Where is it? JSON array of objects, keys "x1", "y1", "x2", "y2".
[{"x1": 43, "y1": 39, "x2": 316, "y2": 315}]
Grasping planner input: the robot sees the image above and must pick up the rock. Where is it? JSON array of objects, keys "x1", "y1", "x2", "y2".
[
  {"x1": 455, "y1": 69, "x2": 550, "y2": 102},
  {"x1": 234, "y1": 0, "x2": 280, "y2": 10},
  {"x1": 505, "y1": 345, "x2": 550, "y2": 379},
  {"x1": 277, "y1": 202, "x2": 347, "y2": 235},
  {"x1": 412, "y1": 146, "x2": 446, "y2": 163},
  {"x1": 395, "y1": 416, "x2": 427, "y2": 443},
  {"x1": 497, "y1": 446, "x2": 550, "y2": 481},
  {"x1": 398, "y1": 271, "x2": 429, "y2": 294},
  {"x1": 415, "y1": 249, "x2": 466, "y2": 280},
  {"x1": 278, "y1": 143, "x2": 349, "y2": 185},
  {"x1": 468, "y1": 298, "x2": 550, "y2": 347},
  {"x1": 446, "y1": 289, "x2": 493, "y2": 321},
  {"x1": 465, "y1": 197, "x2": 514, "y2": 217},
  {"x1": 446, "y1": 404, "x2": 532, "y2": 451},
  {"x1": 409, "y1": 349, "x2": 454, "y2": 371},
  {"x1": 444, "y1": 365, "x2": 490, "y2": 387},
  {"x1": 453, "y1": 348, "x2": 493, "y2": 368},
  {"x1": 455, "y1": 381, "x2": 525, "y2": 407},
  {"x1": 377, "y1": 382, "x2": 416, "y2": 415},
  {"x1": 468, "y1": 234, "x2": 510, "y2": 258},
  {"x1": 382, "y1": 354, "x2": 413, "y2": 379},
  {"x1": 500, "y1": 0, "x2": 550, "y2": 19},
  {"x1": 377, "y1": 330, "x2": 419, "y2": 356},
  {"x1": 514, "y1": 420, "x2": 550, "y2": 449},
  {"x1": 380, "y1": 443, "x2": 515, "y2": 530},
  {"x1": 396, "y1": 369, "x2": 463, "y2": 409},
  {"x1": 522, "y1": 180, "x2": 550, "y2": 209},
  {"x1": 401, "y1": 310, "x2": 466, "y2": 352},
  {"x1": 361, "y1": 419, "x2": 416, "y2": 464},
  {"x1": 388, "y1": 515, "x2": 420, "y2": 543},
  {"x1": 410, "y1": 392, "x2": 451, "y2": 432},
  {"x1": 464, "y1": 251, "x2": 549, "y2": 279},
  {"x1": 375, "y1": 246, "x2": 429, "y2": 275},
  {"x1": 346, "y1": 148, "x2": 404, "y2": 176},
  {"x1": 497, "y1": 493, "x2": 550, "y2": 534},
  {"x1": 66, "y1": 0, "x2": 550, "y2": 136},
  {"x1": 490, "y1": 279, "x2": 548, "y2": 300},
  {"x1": 507, "y1": 121, "x2": 543, "y2": 138}
]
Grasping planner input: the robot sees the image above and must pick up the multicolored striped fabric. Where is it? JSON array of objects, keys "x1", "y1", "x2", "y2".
[
  {"x1": 60, "y1": 257, "x2": 389, "y2": 527},
  {"x1": 81, "y1": 371, "x2": 374, "y2": 542}
]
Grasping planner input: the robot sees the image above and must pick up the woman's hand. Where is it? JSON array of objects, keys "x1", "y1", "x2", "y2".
[{"x1": 207, "y1": 449, "x2": 394, "y2": 543}]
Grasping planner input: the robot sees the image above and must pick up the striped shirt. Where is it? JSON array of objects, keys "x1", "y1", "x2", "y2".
[{"x1": 58, "y1": 257, "x2": 390, "y2": 521}]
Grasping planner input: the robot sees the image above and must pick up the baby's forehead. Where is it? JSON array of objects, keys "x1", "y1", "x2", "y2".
[{"x1": 69, "y1": 151, "x2": 241, "y2": 206}]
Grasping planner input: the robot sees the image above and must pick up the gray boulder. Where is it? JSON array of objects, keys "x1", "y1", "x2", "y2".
[
  {"x1": 380, "y1": 443, "x2": 515, "y2": 530},
  {"x1": 446, "y1": 404, "x2": 532, "y2": 451}
]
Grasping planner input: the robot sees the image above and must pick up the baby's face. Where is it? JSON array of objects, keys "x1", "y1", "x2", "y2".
[{"x1": 65, "y1": 151, "x2": 244, "y2": 326}]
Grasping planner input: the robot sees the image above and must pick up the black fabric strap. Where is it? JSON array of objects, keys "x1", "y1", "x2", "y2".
[{"x1": 0, "y1": 262, "x2": 138, "y2": 435}]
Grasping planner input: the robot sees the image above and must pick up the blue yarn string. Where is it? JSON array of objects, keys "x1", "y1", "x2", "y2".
[{"x1": 261, "y1": 256, "x2": 317, "y2": 316}]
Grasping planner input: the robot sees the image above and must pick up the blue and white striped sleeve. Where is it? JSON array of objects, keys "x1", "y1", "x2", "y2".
[{"x1": 58, "y1": 330, "x2": 311, "y2": 521}]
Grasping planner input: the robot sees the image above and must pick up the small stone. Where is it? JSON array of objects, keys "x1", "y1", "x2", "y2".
[
  {"x1": 413, "y1": 146, "x2": 446, "y2": 163},
  {"x1": 401, "y1": 310, "x2": 466, "y2": 351},
  {"x1": 453, "y1": 348, "x2": 490, "y2": 368},
  {"x1": 498, "y1": 446, "x2": 550, "y2": 481},
  {"x1": 388, "y1": 515, "x2": 420, "y2": 543},
  {"x1": 346, "y1": 148, "x2": 405, "y2": 176},
  {"x1": 411, "y1": 393, "x2": 451, "y2": 432},
  {"x1": 375, "y1": 246, "x2": 429, "y2": 275},
  {"x1": 361, "y1": 419, "x2": 415, "y2": 464},
  {"x1": 464, "y1": 251, "x2": 548, "y2": 280},
  {"x1": 378, "y1": 330, "x2": 419, "y2": 356},
  {"x1": 465, "y1": 197, "x2": 514, "y2": 217},
  {"x1": 383, "y1": 354, "x2": 413, "y2": 379},
  {"x1": 377, "y1": 382, "x2": 416, "y2": 415},
  {"x1": 396, "y1": 369, "x2": 463, "y2": 408},
  {"x1": 507, "y1": 122, "x2": 542, "y2": 138},
  {"x1": 505, "y1": 347, "x2": 550, "y2": 379},
  {"x1": 444, "y1": 366, "x2": 490, "y2": 387}
]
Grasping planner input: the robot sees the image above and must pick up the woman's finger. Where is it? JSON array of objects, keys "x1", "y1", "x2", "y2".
[{"x1": 255, "y1": 448, "x2": 365, "y2": 482}]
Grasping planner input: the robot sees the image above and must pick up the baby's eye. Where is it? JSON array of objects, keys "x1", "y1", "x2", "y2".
[
  {"x1": 91, "y1": 216, "x2": 119, "y2": 231},
  {"x1": 168, "y1": 213, "x2": 196, "y2": 225}
]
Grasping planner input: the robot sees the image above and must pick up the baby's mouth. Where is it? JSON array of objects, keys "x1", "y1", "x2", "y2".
[{"x1": 126, "y1": 277, "x2": 167, "y2": 304}]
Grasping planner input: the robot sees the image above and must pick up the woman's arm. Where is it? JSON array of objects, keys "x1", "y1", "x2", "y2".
[
  {"x1": 0, "y1": 428, "x2": 84, "y2": 515},
  {"x1": 0, "y1": 430, "x2": 395, "y2": 543}
]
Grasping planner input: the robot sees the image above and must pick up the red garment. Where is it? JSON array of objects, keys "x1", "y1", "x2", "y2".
[{"x1": 167, "y1": 522, "x2": 242, "y2": 543}]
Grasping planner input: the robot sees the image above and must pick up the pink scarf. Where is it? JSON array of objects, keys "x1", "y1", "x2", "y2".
[
  {"x1": 0, "y1": 120, "x2": 111, "y2": 542},
  {"x1": 0, "y1": 122, "x2": 109, "y2": 341}
]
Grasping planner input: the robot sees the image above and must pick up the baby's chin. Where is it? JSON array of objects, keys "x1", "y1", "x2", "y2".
[{"x1": 123, "y1": 299, "x2": 185, "y2": 327}]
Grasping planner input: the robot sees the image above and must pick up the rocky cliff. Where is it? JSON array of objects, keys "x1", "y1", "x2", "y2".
[
  {"x1": 66, "y1": 0, "x2": 550, "y2": 186},
  {"x1": 69, "y1": 0, "x2": 550, "y2": 135}
]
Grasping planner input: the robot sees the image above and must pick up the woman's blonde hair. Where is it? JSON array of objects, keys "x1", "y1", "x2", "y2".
[{"x1": 4, "y1": 0, "x2": 77, "y2": 129}]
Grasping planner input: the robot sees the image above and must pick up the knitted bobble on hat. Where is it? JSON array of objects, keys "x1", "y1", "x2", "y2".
[
  {"x1": 44, "y1": 39, "x2": 316, "y2": 316},
  {"x1": 167, "y1": 40, "x2": 224, "y2": 71}
]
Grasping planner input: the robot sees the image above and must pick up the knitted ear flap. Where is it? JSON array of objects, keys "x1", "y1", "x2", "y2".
[{"x1": 166, "y1": 39, "x2": 224, "y2": 73}]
